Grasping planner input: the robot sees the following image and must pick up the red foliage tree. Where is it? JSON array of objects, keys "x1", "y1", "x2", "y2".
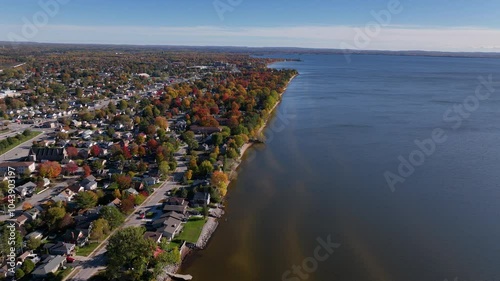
[
  {"x1": 64, "y1": 162, "x2": 78, "y2": 175},
  {"x1": 116, "y1": 175, "x2": 132, "y2": 189},
  {"x1": 82, "y1": 164, "x2": 92, "y2": 177},
  {"x1": 66, "y1": 146, "x2": 79, "y2": 159},
  {"x1": 90, "y1": 145, "x2": 101, "y2": 157}
]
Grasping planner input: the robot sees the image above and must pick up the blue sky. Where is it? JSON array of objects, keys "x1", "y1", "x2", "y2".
[{"x1": 1, "y1": 0, "x2": 500, "y2": 51}]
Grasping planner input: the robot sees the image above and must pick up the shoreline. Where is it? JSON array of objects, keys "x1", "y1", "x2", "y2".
[
  {"x1": 169, "y1": 73, "x2": 298, "y2": 278},
  {"x1": 229, "y1": 73, "x2": 298, "y2": 180}
]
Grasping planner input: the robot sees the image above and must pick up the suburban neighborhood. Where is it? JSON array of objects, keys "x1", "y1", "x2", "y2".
[{"x1": 0, "y1": 44, "x2": 296, "y2": 281}]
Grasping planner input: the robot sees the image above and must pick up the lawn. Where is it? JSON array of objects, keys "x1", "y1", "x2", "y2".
[
  {"x1": 76, "y1": 242, "x2": 100, "y2": 256},
  {"x1": 175, "y1": 217, "x2": 206, "y2": 243},
  {"x1": 0, "y1": 130, "x2": 41, "y2": 155}
]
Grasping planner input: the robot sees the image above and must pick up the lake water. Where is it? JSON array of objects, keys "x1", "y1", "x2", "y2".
[{"x1": 180, "y1": 54, "x2": 500, "y2": 281}]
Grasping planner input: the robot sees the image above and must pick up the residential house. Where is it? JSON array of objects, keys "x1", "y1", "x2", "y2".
[
  {"x1": 16, "y1": 215, "x2": 28, "y2": 226},
  {"x1": 189, "y1": 125, "x2": 222, "y2": 135},
  {"x1": 25, "y1": 231, "x2": 43, "y2": 241},
  {"x1": 47, "y1": 242, "x2": 75, "y2": 256},
  {"x1": 64, "y1": 229, "x2": 89, "y2": 247},
  {"x1": 14, "y1": 181, "x2": 36, "y2": 197},
  {"x1": 107, "y1": 198, "x2": 121, "y2": 208},
  {"x1": 0, "y1": 161, "x2": 36, "y2": 175},
  {"x1": 156, "y1": 216, "x2": 183, "y2": 241},
  {"x1": 53, "y1": 188, "x2": 76, "y2": 203},
  {"x1": 31, "y1": 255, "x2": 66, "y2": 278},
  {"x1": 23, "y1": 207, "x2": 41, "y2": 221},
  {"x1": 125, "y1": 188, "x2": 139, "y2": 196},
  {"x1": 80, "y1": 175, "x2": 97, "y2": 191},
  {"x1": 192, "y1": 192, "x2": 211, "y2": 206},
  {"x1": 143, "y1": 176, "x2": 158, "y2": 187},
  {"x1": 143, "y1": 231, "x2": 163, "y2": 243}
]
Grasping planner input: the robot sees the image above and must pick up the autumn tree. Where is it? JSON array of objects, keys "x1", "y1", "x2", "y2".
[
  {"x1": 66, "y1": 146, "x2": 79, "y2": 159},
  {"x1": 154, "y1": 116, "x2": 169, "y2": 130},
  {"x1": 116, "y1": 175, "x2": 132, "y2": 189},
  {"x1": 38, "y1": 161, "x2": 62, "y2": 178},
  {"x1": 90, "y1": 145, "x2": 102, "y2": 157},
  {"x1": 83, "y1": 164, "x2": 92, "y2": 177},
  {"x1": 211, "y1": 171, "x2": 229, "y2": 197},
  {"x1": 64, "y1": 162, "x2": 78, "y2": 175}
]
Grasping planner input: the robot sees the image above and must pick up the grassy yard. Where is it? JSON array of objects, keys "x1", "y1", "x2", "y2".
[
  {"x1": 0, "y1": 131, "x2": 41, "y2": 155},
  {"x1": 175, "y1": 217, "x2": 206, "y2": 243},
  {"x1": 76, "y1": 242, "x2": 100, "y2": 256}
]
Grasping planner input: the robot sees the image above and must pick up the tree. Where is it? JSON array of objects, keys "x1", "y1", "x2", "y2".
[
  {"x1": 154, "y1": 116, "x2": 169, "y2": 130},
  {"x1": 64, "y1": 162, "x2": 78, "y2": 175},
  {"x1": 116, "y1": 175, "x2": 132, "y2": 189},
  {"x1": 75, "y1": 191, "x2": 98, "y2": 209},
  {"x1": 212, "y1": 133, "x2": 224, "y2": 146},
  {"x1": 113, "y1": 189, "x2": 122, "y2": 199},
  {"x1": 46, "y1": 206, "x2": 66, "y2": 230},
  {"x1": 15, "y1": 268, "x2": 25, "y2": 279},
  {"x1": 90, "y1": 145, "x2": 101, "y2": 157},
  {"x1": 100, "y1": 206, "x2": 125, "y2": 229},
  {"x1": 21, "y1": 259, "x2": 35, "y2": 274},
  {"x1": 134, "y1": 194, "x2": 146, "y2": 205},
  {"x1": 22, "y1": 202, "x2": 33, "y2": 211},
  {"x1": 199, "y1": 160, "x2": 214, "y2": 176},
  {"x1": 59, "y1": 213, "x2": 74, "y2": 230},
  {"x1": 38, "y1": 161, "x2": 62, "y2": 178},
  {"x1": 90, "y1": 218, "x2": 110, "y2": 241},
  {"x1": 83, "y1": 164, "x2": 92, "y2": 177},
  {"x1": 211, "y1": 171, "x2": 229, "y2": 197},
  {"x1": 184, "y1": 170, "x2": 193, "y2": 181},
  {"x1": 66, "y1": 146, "x2": 79, "y2": 159},
  {"x1": 26, "y1": 237, "x2": 41, "y2": 250},
  {"x1": 106, "y1": 227, "x2": 156, "y2": 281},
  {"x1": 120, "y1": 197, "x2": 135, "y2": 214},
  {"x1": 159, "y1": 161, "x2": 170, "y2": 176}
]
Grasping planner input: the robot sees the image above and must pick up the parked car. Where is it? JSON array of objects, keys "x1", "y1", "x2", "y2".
[{"x1": 66, "y1": 256, "x2": 75, "y2": 263}]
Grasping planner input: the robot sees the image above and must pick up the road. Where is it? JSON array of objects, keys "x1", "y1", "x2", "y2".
[
  {"x1": 0, "y1": 129, "x2": 51, "y2": 162},
  {"x1": 68, "y1": 144, "x2": 188, "y2": 281}
]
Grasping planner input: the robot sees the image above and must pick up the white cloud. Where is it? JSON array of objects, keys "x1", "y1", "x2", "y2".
[{"x1": 1, "y1": 24, "x2": 500, "y2": 52}]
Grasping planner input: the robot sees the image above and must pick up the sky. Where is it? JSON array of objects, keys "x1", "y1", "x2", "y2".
[{"x1": 1, "y1": 0, "x2": 500, "y2": 52}]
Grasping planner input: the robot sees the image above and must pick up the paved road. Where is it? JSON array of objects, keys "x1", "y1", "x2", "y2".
[
  {"x1": 68, "y1": 144, "x2": 188, "y2": 281},
  {"x1": 0, "y1": 129, "x2": 51, "y2": 162}
]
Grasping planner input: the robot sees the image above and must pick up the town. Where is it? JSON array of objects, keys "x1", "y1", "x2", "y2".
[{"x1": 0, "y1": 44, "x2": 297, "y2": 281}]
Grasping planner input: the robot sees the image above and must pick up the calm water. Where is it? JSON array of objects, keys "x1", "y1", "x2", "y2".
[{"x1": 180, "y1": 54, "x2": 500, "y2": 281}]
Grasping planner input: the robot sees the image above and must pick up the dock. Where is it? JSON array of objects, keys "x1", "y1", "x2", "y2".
[{"x1": 166, "y1": 272, "x2": 193, "y2": 280}]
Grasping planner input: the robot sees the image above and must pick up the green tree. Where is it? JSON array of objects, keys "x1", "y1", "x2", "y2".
[
  {"x1": 106, "y1": 227, "x2": 156, "y2": 281},
  {"x1": 46, "y1": 206, "x2": 66, "y2": 230},
  {"x1": 26, "y1": 237, "x2": 42, "y2": 250},
  {"x1": 100, "y1": 206, "x2": 125, "y2": 229},
  {"x1": 15, "y1": 268, "x2": 25, "y2": 279},
  {"x1": 199, "y1": 160, "x2": 214, "y2": 176},
  {"x1": 159, "y1": 161, "x2": 170, "y2": 176},
  {"x1": 90, "y1": 218, "x2": 110, "y2": 241},
  {"x1": 21, "y1": 259, "x2": 35, "y2": 274},
  {"x1": 75, "y1": 191, "x2": 98, "y2": 209}
]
